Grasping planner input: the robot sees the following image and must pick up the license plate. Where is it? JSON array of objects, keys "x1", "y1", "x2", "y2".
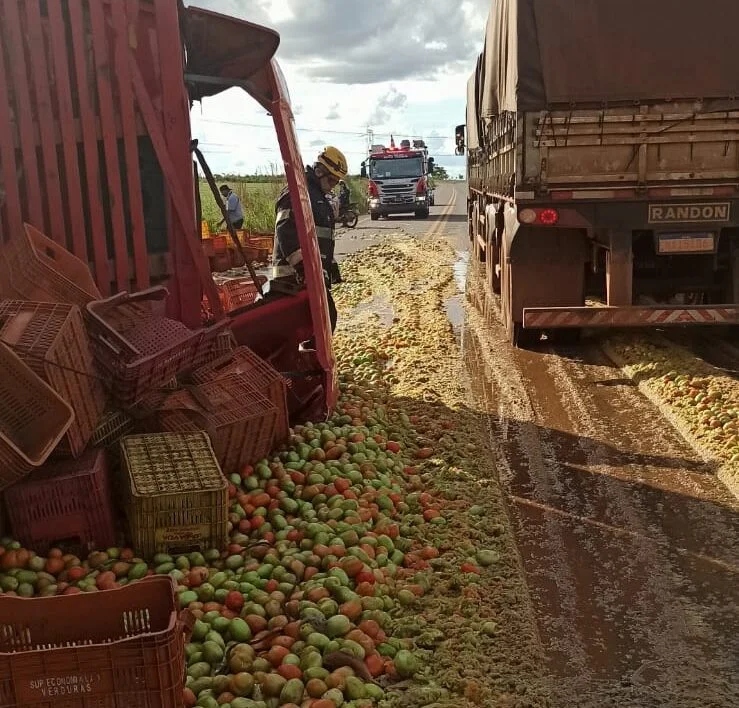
[{"x1": 657, "y1": 232, "x2": 715, "y2": 254}]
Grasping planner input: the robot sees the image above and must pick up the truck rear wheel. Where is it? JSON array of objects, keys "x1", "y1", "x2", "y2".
[
  {"x1": 501, "y1": 235, "x2": 540, "y2": 347},
  {"x1": 549, "y1": 328, "x2": 582, "y2": 345},
  {"x1": 485, "y1": 214, "x2": 501, "y2": 295},
  {"x1": 512, "y1": 323, "x2": 541, "y2": 348}
]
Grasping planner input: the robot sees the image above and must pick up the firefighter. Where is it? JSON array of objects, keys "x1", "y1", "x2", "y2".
[{"x1": 274, "y1": 146, "x2": 348, "y2": 339}]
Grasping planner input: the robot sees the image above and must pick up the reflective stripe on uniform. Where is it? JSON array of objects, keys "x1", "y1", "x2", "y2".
[
  {"x1": 276, "y1": 208, "x2": 292, "y2": 224},
  {"x1": 316, "y1": 225, "x2": 334, "y2": 242},
  {"x1": 286, "y1": 249, "x2": 303, "y2": 267}
]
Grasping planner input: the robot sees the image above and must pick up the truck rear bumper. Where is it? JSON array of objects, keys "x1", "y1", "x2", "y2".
[{"x1": 523, "y1": 305, "x2": 739, "y2": 329}]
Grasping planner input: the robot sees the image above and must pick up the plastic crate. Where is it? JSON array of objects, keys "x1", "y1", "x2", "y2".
[
  {"x1": 85, "y1": 286, "x2": 228, "y2": 408},
  {"x1": 190, "y1": 346, "x2": 290, "y2": 443},
  {"x1": 4, "y1": 448, "x2": 116, "y2": 555},
  {"x1": 0, "y1": 576, "x2": 191, "y2": 708},
  {"x1": 1, "y1": 223, "x2": 101, "y2": 306},
  {"x1": 0, "y1": 300, "x2": 106, "y2": 457},
  {"x1": 91, "y1": 409, "x2": 135, "y2": 449},
  {"x1": 0, "y1": 342, "x2": 74, "y2": 491},
  {"x1": 150, "y1": 375, "x2": 278, "y2": 474},
  {"x1": 207, "y1": 275, "x2": 266, "y2": 314},
  {"x1": 190, "y1": 328, "x2": 235, "y2": 371},
  {"x1": 121, "y1": 432, "x2": 228, "y2": 557}
]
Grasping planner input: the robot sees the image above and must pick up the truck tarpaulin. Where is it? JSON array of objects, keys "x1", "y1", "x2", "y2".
[
  {"x1": 481, "y1": 0, "x2": 739, "y2": 113},
  {"x1": 466, "y1": 56, "x2": 482, "y2": 150}
]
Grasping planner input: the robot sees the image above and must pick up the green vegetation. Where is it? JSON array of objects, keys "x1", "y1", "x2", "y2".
[{"x1": 200, "y1": 176, "x2": 368, "y2": 235}]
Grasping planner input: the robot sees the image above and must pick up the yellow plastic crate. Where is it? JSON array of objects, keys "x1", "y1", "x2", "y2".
[{"x1": 120, "y1": 432, "x2": 228, "y2": 558}]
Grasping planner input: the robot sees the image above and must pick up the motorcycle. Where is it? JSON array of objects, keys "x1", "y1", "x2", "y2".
[{"x1": 338, "y1": 202, "x2": 359, "y2": 229}]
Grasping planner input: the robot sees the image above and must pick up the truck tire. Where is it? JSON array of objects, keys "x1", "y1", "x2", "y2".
[
  {"x1": 501, "y1": 235, "x2": 540, "y2": 347},
  {"x1": 485, "y1": 209, "x2": 501, "y2": 295},
  {"x1": 415, "y1": 209, "x2": 429, "y2": 219},
  {"x1": 370, "y1": 212, "x2": 379, "y2": 221},
  {"x1": 513, "y1": 323, "x2": 541, "y2": 348},
  {"x1": 549, "y1": 328, "x2": 582, "y2": 345}
]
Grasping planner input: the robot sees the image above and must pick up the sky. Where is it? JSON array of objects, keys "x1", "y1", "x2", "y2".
[{"x1": 184, "y1": 0, "x2": 490, "y2": 177}]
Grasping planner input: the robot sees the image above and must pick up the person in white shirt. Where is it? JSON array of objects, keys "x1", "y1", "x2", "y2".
[{"x1": 219, "y1": 185, "x2": 244, "y2": 229}]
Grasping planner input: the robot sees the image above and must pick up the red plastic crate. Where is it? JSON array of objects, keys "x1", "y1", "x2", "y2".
[
  {"x1": 150, "y1": 375, "x2": 278, "y2": 474},
  {"x1": 0, "y1": 576, "x2": 192, "y2": 708},
  {"x1": 0, "y1": 342, "x2": 74, "y2": 492},
  {"x1": 85, "y1": 286, "x2": 228, "y2": 407},
  {"x1": 0, "y1": 300, "x2": 106, "y2": 457},
  {"x1": 0, "y1": 223, "x2": 101, "y2": 306},
  {"x1": 220, "y1": 275, "x2": 267, "y2": 311},
  {"x1": 4, "y1": 448, "x2": 117, "y2": 555},
  {"x1": 190, "y1": 346, "x2": 290, "y2": 443}
]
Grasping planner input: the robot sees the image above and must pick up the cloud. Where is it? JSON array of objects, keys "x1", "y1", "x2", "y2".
[
  {"x1": 325, "y1": 103, "x2": 341, "y2": 120},
  {"x1": 185, "y1": 0, "x2": 490, "y2": 84},
  {"x1": 368, "y1": 87, "x2": 407, "y2": 125},
  {"x1": 308, "y1": 137, "x2": 325, "y2": 148}
]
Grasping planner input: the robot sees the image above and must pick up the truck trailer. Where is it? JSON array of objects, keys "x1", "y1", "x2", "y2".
[
  {"x1": 457, "y1": 0, "x2": 739, "y2": 346},
  {"x1": 362, "y1": 140, "x2": 435, "y2": 220}
]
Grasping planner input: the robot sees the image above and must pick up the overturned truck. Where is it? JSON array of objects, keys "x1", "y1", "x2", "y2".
[
  {"x1": 457, "y1": 0, "x2": 739, "y2": 346},
  {"x1": 0, "y1": 0, "x2": 337, "y2": 418}
]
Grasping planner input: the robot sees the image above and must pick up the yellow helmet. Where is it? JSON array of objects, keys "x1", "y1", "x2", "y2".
[{"x1": 316, "y1": 146, "x2": 348, "y2": 180}]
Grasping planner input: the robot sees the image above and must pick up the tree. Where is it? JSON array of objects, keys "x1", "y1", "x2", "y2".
[{"x1": 431, "y1": 164, "x2": 449, "y2": 180}]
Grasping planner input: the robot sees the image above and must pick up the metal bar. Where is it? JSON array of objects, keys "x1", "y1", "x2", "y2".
[
  {"x1": 47, "y1": 0, "x2": 88, "y2": 260},
  {"x1": 537, "y1": 171, "x2": 739, "y2": 185},
  {"x1": 192, "y1": 143, "x2": 264, "y2": 297},
  {"x1": 89, "y1": 0, "x2": 130, "y2": 294},
  {"x1": 537, "y1": 112, "x2": 739, "y2": 126},
  {"x1": 3, "y1": 0, "x2": 45, "y2": 234},
  {"x1": 111, "y1": 0, "x2": 150, "y2": 292},
  {"x1": 184, "y1": 73, "x2": 256, "y2": 90},
  {"x1": 523, "y1": 305, "x2": 739, "y2": 329},
  {"x1": 25, "y1": 0, "x2": 65, "y2": 245},
  {"x1": 128, "y1": 57, "x2": 224, "y2": 321},
  {"x1": 68, "y1": 0, "x2": 111, "y2": 294},
  {"x1": 537, "y1": 134, "x2": 739, "y2": 147}
]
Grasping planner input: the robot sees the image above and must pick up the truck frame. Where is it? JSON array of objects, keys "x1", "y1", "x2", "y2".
[
  {"x1": 459, "y1": 0, "x2": 739, "y2": 346},
  {"x1": 0, "y1": 0, "x2": 337, "y2": 418}
]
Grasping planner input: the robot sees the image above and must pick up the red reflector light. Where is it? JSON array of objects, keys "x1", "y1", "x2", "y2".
[
  {"x1": 538, "y1": 208, "x2": 559, "y2": 225},
  {"x1": 368, "y1": 180, "x2": 379, "y2": 197}
]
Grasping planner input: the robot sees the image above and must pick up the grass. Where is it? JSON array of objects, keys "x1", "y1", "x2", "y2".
[{"x1": 199, "y1": 177, "x2": 368, "y2": 235}]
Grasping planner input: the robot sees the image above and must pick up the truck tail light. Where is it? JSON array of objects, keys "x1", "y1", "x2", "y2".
[
  {"x1": 416, "y1": 177, "x2": 427, "y2": 195},
  {"x1": 368, "y1": 180, "x2": 379, "y2": 197},
  {"x1": 518, "y1": 208, "x2": 559, "y2": 225},
  {"x1": 538, "y1": 208, "x2": 559, "y2": 225}
]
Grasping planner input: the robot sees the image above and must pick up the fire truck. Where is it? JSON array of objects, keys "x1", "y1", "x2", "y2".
[{"x1": 361, "y1": 140, "x2": 435, "y2": 220}]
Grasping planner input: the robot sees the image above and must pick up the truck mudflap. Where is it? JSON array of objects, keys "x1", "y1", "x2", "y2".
[{"x1": 523, "y1": 305, "x2": 739, "y2": 329}]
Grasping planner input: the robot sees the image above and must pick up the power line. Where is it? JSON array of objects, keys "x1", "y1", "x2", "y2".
[
  {"x1": 197, "y1": 142, "x2": 463, "y2": 158},
  {"x1": 193, "y1": 116, "x2": 455, "y2": 142}
]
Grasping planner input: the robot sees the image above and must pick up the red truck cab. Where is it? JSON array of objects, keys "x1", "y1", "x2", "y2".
[{"x1": 0, "y1": 1, "x2": 336, "y2": 420}]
